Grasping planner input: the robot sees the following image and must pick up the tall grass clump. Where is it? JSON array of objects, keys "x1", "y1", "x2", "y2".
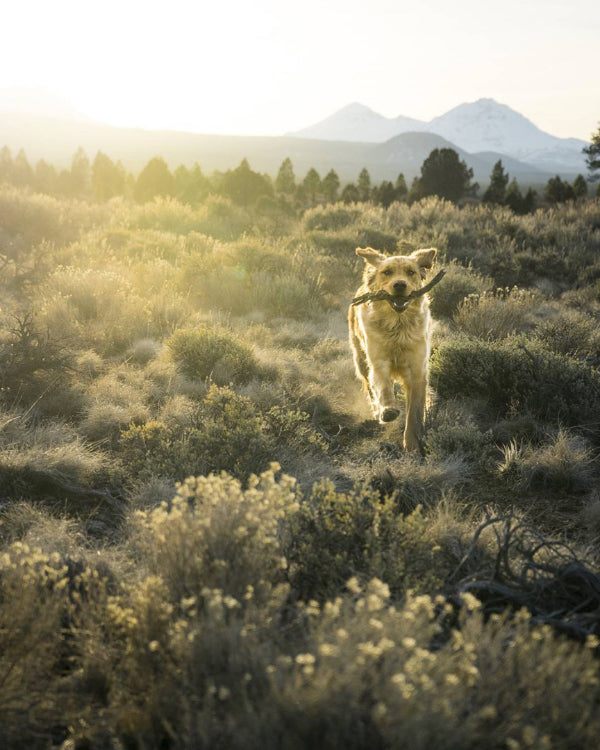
[
  {"x1": 498, "y1": 429, "x2": 594, "y2": 493},
  {"x1": 167, "y1": 326, "x2": 261, "y2": 385}
]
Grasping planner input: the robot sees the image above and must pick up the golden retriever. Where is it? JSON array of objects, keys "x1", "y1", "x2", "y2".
[{"x1": 348, "y1": 246, "x2": 437, "y2": 451}]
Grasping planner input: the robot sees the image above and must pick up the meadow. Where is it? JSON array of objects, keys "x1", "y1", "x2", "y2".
[{"x1": 2, "y1": 183, "x2": 600, "y2": 748}]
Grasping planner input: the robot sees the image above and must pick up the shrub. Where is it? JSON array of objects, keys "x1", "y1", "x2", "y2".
[
  {"x1": 0, "y1": 542, "x2": 71, "y2": 748},
  {"x1": 425, "y1": 403, "x2": 494, "y2": 463},
  {"x1": 430, "y1": 337, "x2": 600, "y2": 433},
  {"x1": 534, "y1": 309, "x2": 599, "y2": 357},
  {"x1": 119, "y1": 385, "x2": 272, "y2": 481},
  {"x1": 0, "y1": 313, "x2": 73, "y2": 407},
  {"x1": 453, "y1": 287, "x2": 537, "y2": 340},
  {"x1": 286, "y1": 481, "x2": 450, "y2": 601},
  {"x1": 428, "y1": 260, "x2": 492, "y2": 319},
  {"x1": 167, "y1": 327, "x2": 260, "y2": 384},
  {"x1": 303, "y1": 204, "x2": 361, "y2": 231},
  {"x1": 131, "y1": 465, "x2": 297, "y2": 601}
]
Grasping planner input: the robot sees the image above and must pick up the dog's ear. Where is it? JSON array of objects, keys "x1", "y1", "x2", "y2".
[
  {"x1": 411, "y1": 248, "x2": 437, "y2": 277},
  {"x1": 356, "y1": 247, "x2": 387, "y2": 267}
]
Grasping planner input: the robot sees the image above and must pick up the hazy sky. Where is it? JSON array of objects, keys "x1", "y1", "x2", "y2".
[{"x1": 2, "y1": 0, "x2": 599, "y2": 139}]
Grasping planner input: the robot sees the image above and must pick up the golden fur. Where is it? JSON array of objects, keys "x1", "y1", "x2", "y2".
[{"x1": 348, "y1": 246, "x2": 437, "y2": 451}]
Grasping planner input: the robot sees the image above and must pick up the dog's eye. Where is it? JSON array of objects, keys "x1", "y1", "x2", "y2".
[
  {"x1": 381, "y1": 269, "x2": 393, "y2": 276},
  {"x1": 407, "y1": 269, "x2": 416, "y2": 277}
]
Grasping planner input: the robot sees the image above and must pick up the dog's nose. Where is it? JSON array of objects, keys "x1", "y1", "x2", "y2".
[{"x1": 393, "y1": 280, "x2": 407, "y2": 294}]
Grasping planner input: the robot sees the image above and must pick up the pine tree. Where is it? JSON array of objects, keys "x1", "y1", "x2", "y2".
[
  {"x1": 69, "y1": 147, "x2": 91, "y2": 197},
  {"x1": 219, "y1": 159, "x2": 273, "y2": 206},
  {"x1": 572, "y1": 174, "x2": 588, "y2": 199},
  {"x1": 174, "y1": 163, "x2": 209, "y2": 204},
  {"x1": 322, "y1": 169, "x2": 340, "y2": 202},
  {"x1": 411, "y1": 148, "x2": 477, "y2": 203},
  {"x1": 302, "y1": 168, "x2": 321, "y2": 205},
  {"x1": 34, "y1": 160, "x2": 58, "y2": 194},
  {"x1": 13, "y1": 149, "x2": 34, "y2": 187},
  {"x1": 373, "y1": 181, "x2": 396, "y2": 208},
  {"x1": 544, "y1": 175, "x2": 576, "y2": 204},
  {"x1": 134, "y1": 157, "x2": 174, "y2": 203},
  {"x1": 357, "y1": 168, "x2": 371, "y2": 201},
  {"x1": 505, "y1": 179, "x2": 525, "y2": 213},
  {"x1": 394, "y1": 173, "x2": 408, "y2": 202},
  {"x1": 341, "y1": 183, "x2": 360, "y2": 203},
  {"x1": 482, "y1": 160, "x2": 509, "y2": 205},
  {"x1": 92, "y1": 151, "x2": 126, "y2": 201},
  {"x1": 583, "y1": 122, "x2": 600, "y2": 182},
  {"x1": 275, "y1": 158, "x2": 295, "y2": 195}
]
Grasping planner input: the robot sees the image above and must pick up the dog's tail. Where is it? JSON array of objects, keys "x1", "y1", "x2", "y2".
[{"x1": 348, "y1": 305, "x2": 372, "y2": 399}]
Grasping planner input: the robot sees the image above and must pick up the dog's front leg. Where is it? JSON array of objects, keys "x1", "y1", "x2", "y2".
[
  {"x1": 369, "y1": 361, "x2": 399, "y2": 423},
  {"x1": 404, "y1": 373, "x2": 427, "y2": 451}
]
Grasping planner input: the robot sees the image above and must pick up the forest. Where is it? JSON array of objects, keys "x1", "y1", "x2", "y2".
[{"x1": 1, "y1": 147, "x2": 600, "y2": 747}]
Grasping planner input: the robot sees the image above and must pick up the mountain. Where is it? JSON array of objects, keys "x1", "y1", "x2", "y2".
[
  {"x1": 290, "y1": 102, "x2": 425, "y2": 143},
  {"x1": 0, "y1": 85, "x2": 89, "y2": 121},
  {"x1": 424, "y1": 99, "x2": 587, "y2": 174},
  {"x1": 0, "y1": 112, "x2": 550, "y2": 186},
  {"x1": 371, "y1": 132, "x2": 546, "y2": 184},
  {"x1": 290, "y1": 99, "x2": 588, "y2": 176}
]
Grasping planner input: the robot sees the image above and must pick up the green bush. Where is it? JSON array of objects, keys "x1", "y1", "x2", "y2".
[
  {"x1": 430, "y1": 337, "x2": 600, "y2": 433},
  {"x1": 303, "y1": 204, "x2": 361, "y2": 231},
  {"x1": 534, "y1": 309, "x2": 599, "y2": 357},
  {"x1": 428, "y1": 260, "x2": 492, "y2": 319},
  {"x1": 120, "y1": 385, "x2": 272, "y2": 481},
  {"x1": 286, "y1": 481, "x2": 449, "y2": 602},
  {"x1": 452, "y1": 287, "x2": 537, "y2": 340},
  {"x1": 167, "y1": 327, "x2": 260, "y2": 384}
]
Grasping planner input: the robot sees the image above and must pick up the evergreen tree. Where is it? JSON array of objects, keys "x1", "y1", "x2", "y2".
[
  {"x1": 544, "y1": 175, "x2": 576, "y2": 204},
  {"x1": 341, "y1": 183, "x2": 360, "y2": 203},
  {"x1": 322, "y1": 169, "x2": 340, "y2": 202},
  {"x1": 522, "y1": 187, "x2": 537, "y2": 214},
  {"x1": 134, "y1": 157, "x2": 174, "y2": 203},
  {"x1": 69, "y1": 147, "x2": 91, "y2": 198},
  {"x1": 13, "y1": 149, "x2": 34, "y2": 187},
  {"x1": 482, "y1": 160, "x2": 509, "y2": 205},
  {"x1": 34, "y1": 160, "x2": 58, "y2": 194},
  {"x1": 583, "y1": 122, "x2": 600, "y2": 182},
  {"x1": 302, "y1": 168, "x2": 321, "y2": 205},
  {"x1": 505, "y1": 179, "x2": 525, "y2": 214},
  {"x1": 219, "y1": 159, "x2": 273, "y2": 206},
  {"x1": 373, "y1": 181, "x2": 396, "y2": 208},
  {"x1": 572, "y1": 174, "x2": 588, "y2": 199},
  {"x1": 275, "y1": 158, "x2": 296, "y2": 195},
  {"x1": 394, "y1": 173, "x2": 408, "y2": 202},
  {"x1": 92, "y1": 151, "x2": 126, "y2": 201},
  {"x1": 411, "y1": 148, "x2": 477, "y2": 203},
  {"x1": 357, "y1": 168, "x2": 371, "y2": 201},
  {"x1": 174, "y1": 163, "x2": 209, "y2": 204}
]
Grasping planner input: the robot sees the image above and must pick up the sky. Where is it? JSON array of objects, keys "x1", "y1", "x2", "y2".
[{"x1": 2, "y1": 0, "x2": 599, "y2": 140}]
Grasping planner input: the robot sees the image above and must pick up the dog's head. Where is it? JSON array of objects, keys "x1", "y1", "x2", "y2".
[{"x1": 356, "y1": 247, "x2": 437, "y2": 300}]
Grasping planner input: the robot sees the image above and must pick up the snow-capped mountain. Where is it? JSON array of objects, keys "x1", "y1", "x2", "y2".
[
  {"x1": 290, "y1": 102, "x2": 425, "y2": 143},
  {"x1": 290, "y1": 99, "x2": 589, "y2": 175}
]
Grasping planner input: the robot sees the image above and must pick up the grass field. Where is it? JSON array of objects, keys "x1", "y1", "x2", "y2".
[{"x1": 2, "y1": 185, "x2": 600, "y2": 748}]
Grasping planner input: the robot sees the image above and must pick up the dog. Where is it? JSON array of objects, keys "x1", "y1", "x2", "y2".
[{"x1": 348, "y1": 246, "x2": 437, "y2": 451}]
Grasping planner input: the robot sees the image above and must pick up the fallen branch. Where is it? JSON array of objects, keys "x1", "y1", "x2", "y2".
[{"x1": 351, "y1": 268, "x2": 446, "y2": 313}]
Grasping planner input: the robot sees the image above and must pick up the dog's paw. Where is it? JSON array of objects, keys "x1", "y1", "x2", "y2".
[{"x1": 380, "y1": 407, "x2": 400, "y2": 423}]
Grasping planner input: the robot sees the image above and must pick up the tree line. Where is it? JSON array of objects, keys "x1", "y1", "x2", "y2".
[{"x1": 1, "y1": 136, "x2": 598, "y2": 214}]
